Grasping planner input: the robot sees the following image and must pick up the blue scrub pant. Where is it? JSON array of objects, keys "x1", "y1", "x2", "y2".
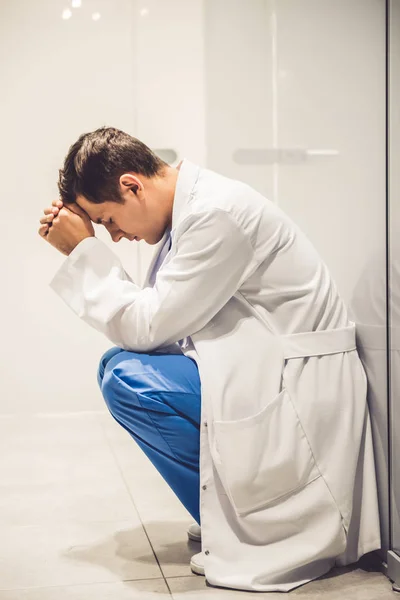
[{"x1": 97, "y1": 347, "x2": 202, "y2": 524}]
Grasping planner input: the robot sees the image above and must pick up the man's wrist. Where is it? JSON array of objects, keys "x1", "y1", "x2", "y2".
[{"x1": 67, "y1": 235, "x2": 97, "y2": 259}]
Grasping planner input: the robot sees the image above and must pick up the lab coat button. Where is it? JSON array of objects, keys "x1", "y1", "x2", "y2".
[
  {"x1": 204, "y1": 421, "x2": 208, "y2": 427},
  {"x1": 205, "y1": 550, "x2": 210, "y2": 555},
  {"x1": 202, "y1": 485, "x2": 207, "y2": 491}
]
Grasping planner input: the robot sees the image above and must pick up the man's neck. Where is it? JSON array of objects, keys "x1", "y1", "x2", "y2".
[{"x1": 160, "y1": 163, "x2": 182, "y2": 230}]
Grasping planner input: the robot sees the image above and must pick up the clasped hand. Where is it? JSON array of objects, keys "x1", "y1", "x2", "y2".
[{"x1": 38, "y1": 200, "x2": 95, "y2": 256}]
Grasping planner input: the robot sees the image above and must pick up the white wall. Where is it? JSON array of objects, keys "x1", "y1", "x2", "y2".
[
  {"x1": 203, "y1": 0, "x2": 387, "y2": 550},
  {"x1": 204, "y1": 0, "x2": 274, "y2": 199},
  {"x1": 0, "y1": 0, "x2": 205, "y2": 413},
  {"x1": 204, "y1": 0, "x2": 386, "y2": 306},
  {"x1": 132, "y1": 0, "x2": 206, "y2": 281}
]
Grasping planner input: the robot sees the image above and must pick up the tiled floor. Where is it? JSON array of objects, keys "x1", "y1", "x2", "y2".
[{"x1": 0, "y1": 411, "x2": 395, "y2": 599}]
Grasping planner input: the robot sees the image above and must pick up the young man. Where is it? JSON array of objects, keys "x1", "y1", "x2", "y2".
[{"x1": 39, "y1": 127, "x2": 380, "y2": 592}]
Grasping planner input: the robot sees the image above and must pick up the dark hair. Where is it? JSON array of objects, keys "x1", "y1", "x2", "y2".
[{"x1": 58, "y1": 127, "x2": 168, "y2": 204}]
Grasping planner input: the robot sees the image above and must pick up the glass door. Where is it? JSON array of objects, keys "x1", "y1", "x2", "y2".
[{"x1": 388, "y1": 0, "x2": 400, "y2": 590}]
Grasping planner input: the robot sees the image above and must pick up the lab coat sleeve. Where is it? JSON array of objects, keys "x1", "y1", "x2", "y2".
[{"x1": 50, "y1": 209, "x2": 255, "y2": 352}]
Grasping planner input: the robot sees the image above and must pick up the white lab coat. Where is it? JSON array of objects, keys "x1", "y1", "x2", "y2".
[{"x1": 51, "y1": 159, "x2": 381, "y2": 592}]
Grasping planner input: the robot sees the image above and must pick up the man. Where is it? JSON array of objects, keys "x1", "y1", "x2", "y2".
[{"x1": 39, "y1": 126, "x2": 380, "y2": 592}]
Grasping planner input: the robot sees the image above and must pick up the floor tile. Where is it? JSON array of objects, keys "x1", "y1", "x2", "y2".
[
  {"x1": 0, "y1": 413, "x2": 106, "y2": 448},
  {"x1": 139, "y1": 520, "x2": 199, "y2": 579},
  {"x1": 97, "y1": 413, "x2": 132, "y2": 445},
  {"x1": 0, "y1": 414, "x2": 137, "y2": 524},
  {"x1": 0, "y1": 578, "x2": 170, "y2": 599},
  {"x1": 4, "y1": 413, "x2": 391, "y2": 599},
  {"x1": 0, "y1": 414, "x2": 115, "y2": 487},
  {"x1": 101, "y1": 414, "x2": 198, "y2": 577},
  {"x1": 0, "y1": 476, "x2": 137, "y2": 525},
  {"x1": 100, "y1": 412, "x2": 187, "y2": 515},
  {"x1": 0, "y1": 521, "x2": 162, "y2": 590},
  {"x1": 167, "y1": 566, "x2": 394, "y2": 599}
]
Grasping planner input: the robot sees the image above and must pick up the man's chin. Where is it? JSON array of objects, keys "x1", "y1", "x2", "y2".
[
  {"x1": 133, "y1": 232, "x2": 165, "y2": 245},
  {"x1": 147, "y1": 235, "x2": 163, "y2": 245}
]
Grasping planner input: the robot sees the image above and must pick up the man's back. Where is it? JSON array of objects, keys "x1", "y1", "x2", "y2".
[{"x1": 182, "y1": 163, "x2": 349, "y2": 335}]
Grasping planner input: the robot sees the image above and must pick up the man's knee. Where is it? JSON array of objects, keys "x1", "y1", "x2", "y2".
[
  {"x1": 98, "y1": 349, "x2": 138, "y2": 417},
  {"x1": 97, "y1": 347, "x2": 123, "y2": 388},
  {"x1": 101, "y1": 367, "x2": 120, "y2": 416}
]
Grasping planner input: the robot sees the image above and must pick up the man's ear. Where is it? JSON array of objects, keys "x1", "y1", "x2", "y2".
[{"x1": 119, "y1": 173, "x2": 142, "y2": 196}]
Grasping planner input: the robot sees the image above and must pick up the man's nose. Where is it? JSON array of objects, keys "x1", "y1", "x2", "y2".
[
  {"x1": 107, "y1": 226, "x2": 124, "y2": 242},
  {"x1": 111, "y1": 230, "x2": 124, "y2": 243},
  {"x1": 104, "y1": 222, "x2": 124, "y2": 243}
]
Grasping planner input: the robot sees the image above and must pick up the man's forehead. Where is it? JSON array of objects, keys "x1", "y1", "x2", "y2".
[{"x1": 76, "y1": 195, "x2": 103, "y2": 222}]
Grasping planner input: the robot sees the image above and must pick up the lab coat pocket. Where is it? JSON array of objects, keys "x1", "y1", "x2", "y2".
[{"x1": 213, "y1": 388, "x2": 321, "y2": 517}]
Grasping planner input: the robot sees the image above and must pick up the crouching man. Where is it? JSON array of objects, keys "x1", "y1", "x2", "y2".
[{"x1": 39, "y1": 126, "x2": 380, "y2": 592}]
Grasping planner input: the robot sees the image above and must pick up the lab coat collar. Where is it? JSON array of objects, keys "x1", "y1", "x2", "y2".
[
  {"x1": 171, "y1": 159, "x2": 201, "y2": 230},
  {"x1": 142, "y1": 160, "x2": 200, "y2": 288}
]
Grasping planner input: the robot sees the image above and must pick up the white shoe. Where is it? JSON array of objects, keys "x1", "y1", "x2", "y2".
[
  {"x1": 190, "y1": 551, "x2": 205, "y2": 576},
  {"x1": 187, "y1": 523, "x2": 202, "y2": 543}
]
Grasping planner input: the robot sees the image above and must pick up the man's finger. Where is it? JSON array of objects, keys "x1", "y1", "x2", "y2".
[
  {"x1": 52, "y1": 199, "x2": 63, "y2": 208},
  {"x1": 40, "y1": 214, "x2": 55, "y2": 225},
  {"x1": 38, "y1": 224, "x2": 49, "y2": 238},
  {"x1": 43, "y1": 207, "x2": 59, "y2": 216}
]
